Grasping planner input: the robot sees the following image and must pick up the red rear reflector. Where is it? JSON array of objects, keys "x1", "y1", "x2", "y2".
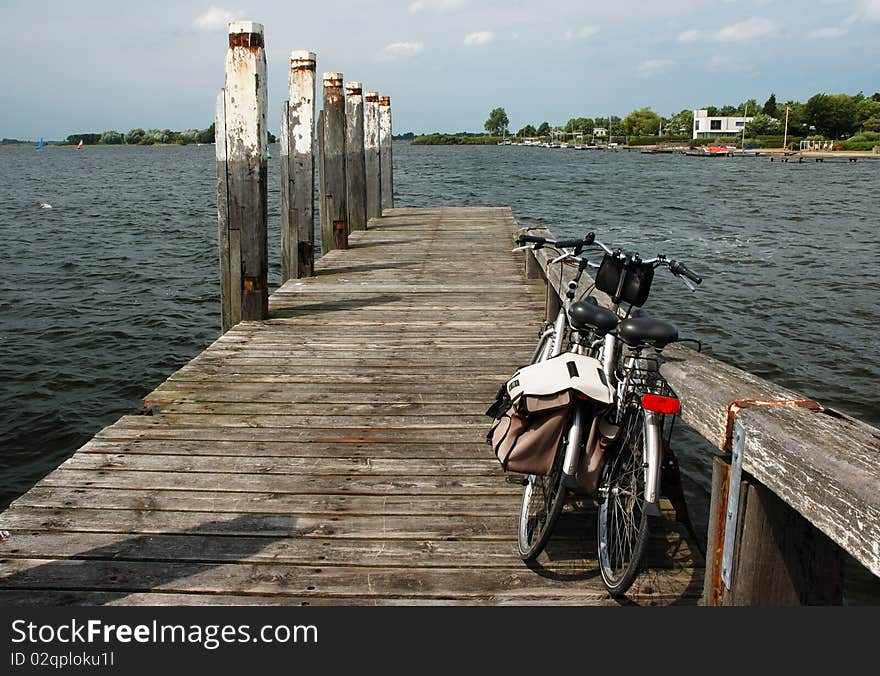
[{"x1": 641, "y1": 394, "x2": 680, "y2": 414}]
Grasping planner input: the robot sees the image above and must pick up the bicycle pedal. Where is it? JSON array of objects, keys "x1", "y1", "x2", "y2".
[{"x1": 505, "y1": 475, "x2": 528, "y2": 486}]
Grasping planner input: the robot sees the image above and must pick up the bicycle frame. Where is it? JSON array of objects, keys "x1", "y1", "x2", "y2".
[{"x1": 543, "y1": 294, "x2": 663, "y2": 509}]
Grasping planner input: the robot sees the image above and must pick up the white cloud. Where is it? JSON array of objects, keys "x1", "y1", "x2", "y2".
[
  {"x1": 464, "y1": 31, "x2": 494, "y2": 46},
  {"x1": 409, "y1": 0, "x2": 467, "y2": 13},
  {"x1": 807, "y1": 26, "x2": 848, "y2": 38},
  {"x1": 566, "y1": 25, "x2": 600, "y2": 40},
  {"x1": 194, "y1": 6, "x2": 239, "y2": 31},
  {"x1": 716, "y1": 17, "x2": 778, "y2": 41},
  {"x1": 846, "y1": 0, "x2": 880, "y2": 23},
  {"x1": 637, "y1": 58, "x2": 673, "y2": 77},
  {"x1": 677, "y1": 29, "x2": 701, "y2": 43},
  {"x1": 677, "y1": 17, "x2": 778, "y2": 43},
  {"x1": 377, "y1": 41, "x2": 424, "y2": 60}
]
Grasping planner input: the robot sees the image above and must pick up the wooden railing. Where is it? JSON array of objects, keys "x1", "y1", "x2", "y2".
[{"x1": 518, "y1": 224, "x2": 880, "y2": 605}]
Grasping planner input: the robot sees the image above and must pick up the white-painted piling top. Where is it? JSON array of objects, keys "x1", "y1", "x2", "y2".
[
  {"x1": 290, "y1": 50, "x2": 317, "y2": 63},
  {"x1": 323, "y1": 72, "x2": 344, "y2": 83},
  {"x1": 345, "y1": 82, "x2": 363, "y2": 92},
  {"x1": 364, "y1": 90, "x2": 379, "y2": 98},
  {"x1": 379, "y1": 96, "x2": 391, "y2": 105},
  {"x1": 228, "y1": 21, "x2": 263, "y2": 35}
]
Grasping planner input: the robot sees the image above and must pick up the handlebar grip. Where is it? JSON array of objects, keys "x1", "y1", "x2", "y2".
[
  {"x1": 517, "y1": 234, "x2": 547, "y2": 245},
  {"x1": 670, "y1": 261, "x2": 703, "y2": 284},
  {"x1": 554, "y1": 233, "x2": 596, "y2": 249}
]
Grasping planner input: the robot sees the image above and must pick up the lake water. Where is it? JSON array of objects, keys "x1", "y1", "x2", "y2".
[{"x1": 1, "y1": 143, "x2": 878, "y2": 591}]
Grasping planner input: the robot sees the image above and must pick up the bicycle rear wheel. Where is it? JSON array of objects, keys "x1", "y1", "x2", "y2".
[
  {"x1": 597, "y1": 406, "x2": 650, "y2": 596},
  {"x1": 517, "y1": 441, "x2": 567, "y2": 561}
]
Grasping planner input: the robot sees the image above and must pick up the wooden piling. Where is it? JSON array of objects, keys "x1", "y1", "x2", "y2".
[
  {"x1": 318, "y1": 72, "x2": 348, "y2": 252},
  {"x1": 280, "y1": 50, "x2": 317, "y2": 281},
  {"x1": 379, "y1": 95, "x2": 394, "y2": 211},
  {"x1": 215, "y1": 21, "x2": 268, "y2": 333},
  {"x1": 345, "y1": 82, "x2": 367, "y2": 232},
  {"x1": 364, "y1": 91, "x2": 382, "y2": 222}
]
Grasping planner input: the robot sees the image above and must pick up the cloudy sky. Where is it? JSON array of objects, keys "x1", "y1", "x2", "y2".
[{"x1": 4, "y1": 0, "x2": 879, "y2": 139}]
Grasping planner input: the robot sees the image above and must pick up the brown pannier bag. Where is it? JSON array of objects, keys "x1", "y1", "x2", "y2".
[{"x1": 488, "y1": 391, "x2": 571, "y2": 475}]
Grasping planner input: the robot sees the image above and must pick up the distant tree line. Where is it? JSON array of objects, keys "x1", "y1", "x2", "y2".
[
  {"x1": 508, "y1": 90, "x2": 880, "y2": 141},
  {"x1": 61, "y1": 124, "x2": 278, "y2": 146}
]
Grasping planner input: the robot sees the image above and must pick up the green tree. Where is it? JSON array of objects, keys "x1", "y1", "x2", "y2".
[
  {"x1": 863, "y1": 117, "x2": 880, "y2": 132},
  {"x1": 762, "y1": 93, "x2": 778, "y2": 118},
  {"x1": 196, "y1": 124, "x2": 215, "y2": 144},
  {"x1": 719, "y1": 105, "x2": 737, "y2": 116},
  {"x1": 805, "y1": 93, "x2": 858, "y2": 137},
  {"x1": 745, "y1": 113, "x2": 782, "y2": 135},
  {"x1": 99, "y1": 131, "x2": 124, "y2": 144},
  {"x1": 66, "y1": 133, "x2": 101, "y2": 145},
  {"x1": 666, "y1": 109, "x2": 693, "y2": 136},
  {"x1": 484, "y1": 107, "x2": 509, "y2": 136},
  {"x1": 737, "y1": 99, "x2": 758, "y2": 116},
  {"x1": 855, "y1": 98, "x2": 880, "y2": 129},
  {"x1": 564, "y1": 117, "x2": 594, "y2": 134},
  {"x1": 517, "y1": 124, "x2": 537, "y2": 137},
  {"x1": 622, "y1": 107, "x2": 662, "y2": 136},
  {"x1": 536, "y1": 121, "x2": 550, "y2": 136},
  {"x1": 124, "y1": 128, "x2": 145, "y2": 144}
]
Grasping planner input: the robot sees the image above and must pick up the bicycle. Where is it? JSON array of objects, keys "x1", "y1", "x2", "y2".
[{"x1": 510, "y1": 231, "x2": 702, "y2": 596}]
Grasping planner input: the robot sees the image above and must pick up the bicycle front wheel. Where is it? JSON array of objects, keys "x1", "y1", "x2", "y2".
[
  {"x1": 517, "y1": 440, "x2": 567, "y2": 561},
  {"x1": 597, "y1": 407, "x2": 650, "y2": 596}
]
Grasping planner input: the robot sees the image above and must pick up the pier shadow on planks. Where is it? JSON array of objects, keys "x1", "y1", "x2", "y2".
[{"x1": 0, "y1": 207, "x2": 703, "y2": 605}]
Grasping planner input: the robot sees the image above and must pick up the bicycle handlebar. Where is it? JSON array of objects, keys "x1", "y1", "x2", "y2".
[
  {"x1": 669, "y1": 260, "x2": 702, "y2": 285},
  {"x1": 516, "y1": 231, "x2": 704, "y2": 288}
]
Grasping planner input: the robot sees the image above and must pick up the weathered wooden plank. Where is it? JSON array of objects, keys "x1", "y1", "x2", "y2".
[
  {"x1": 151, "y1": 402, "x2": 491, "y2": 416},
  {"x1": 58, "y1": 453, "x2": 499, "y2": 476},
  {"x1": 0, "y1": 529, "x2": 701, "y2": 569},
  {"x1": 0, "y1": 507, "x2": 519, "y2": 540},
  {"x1": 0, "y1": 558, "x2": 699, "y2": 600},
  {"x1": 78, "y1": 439, "x2": 491, "y2": 458},
  {"x1": 34, "y1": 470, "x2": 517, "y2": 496},
  {"x1": 0, "y1": 590, "x2": 694, "y2": 606},
  {"x1": 13, "y1": 488, "x2": 519, "y2": 517}
]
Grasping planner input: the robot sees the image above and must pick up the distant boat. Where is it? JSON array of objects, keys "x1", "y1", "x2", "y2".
[
  {"x1": 76, "y1": 139, "x2": 83, "y2": 150},
  {"x1": 37, "y1": 137, "x2": 44, "y2": 151}
]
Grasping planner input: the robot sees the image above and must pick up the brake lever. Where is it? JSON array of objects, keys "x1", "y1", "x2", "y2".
[
  {"x1": 511, "y1": 245, "x2": 531, "y2": 253},
  {"x1": 679, "y1": 275, "x2": 697, "y2": 292},
  {"x1": 549, "y1": 252, "x2": 570, "y2": 265}
]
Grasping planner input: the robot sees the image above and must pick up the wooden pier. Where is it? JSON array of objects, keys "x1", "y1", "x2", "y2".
[{"x1": 0, "y1": 207, "x2": 704, "y2": 605}]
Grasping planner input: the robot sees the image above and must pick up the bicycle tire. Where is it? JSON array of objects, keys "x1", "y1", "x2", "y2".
[
  {"x1": 597, "y1": 405, "x2": 651, "y2": 596},
  {"x1": 516, "y1": 321, "x2": 576, "y2": 561},
  {"x1": 517, "y1": 430, "x2": 568, "y2": 561}
]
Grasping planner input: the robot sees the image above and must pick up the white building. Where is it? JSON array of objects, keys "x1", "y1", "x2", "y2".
[
  {"x1": 593, "y1": 126, "x2": 608, "y2": 137},
  {"x1": 692, "y1": 109, "x2": 754, "y2": 139}
]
